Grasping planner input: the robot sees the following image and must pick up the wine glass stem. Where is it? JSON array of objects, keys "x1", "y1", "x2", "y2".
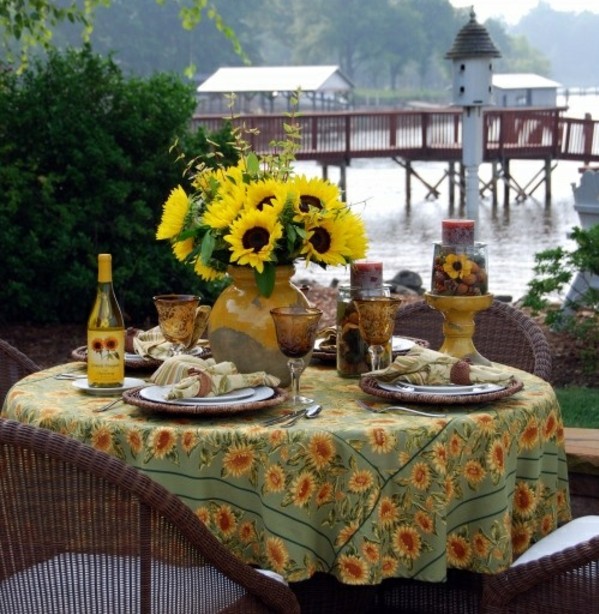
[
  {"x1": 369, "y1": 344, "x2": 385, "y2": 371},
  {"x1": 288, "y1": 357, "x2": 306, "y2": 405}
]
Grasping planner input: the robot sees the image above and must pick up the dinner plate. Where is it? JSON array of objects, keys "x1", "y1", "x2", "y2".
[
  {"x1": 123, "y1": 385, "x2": 286, "y2": 415},
  {"x1": 71, "y1": 345, "x2": 212, "y2": 370},
  {"x1": 312, "y1": 336, "x2": 421, "y2": 364},
  {"x1": 72, "y1": 377, "x2": 146, "y2": 396},
  {"x1": 139, "y1": 385, "x2": 271, "y2": 406},
  {"x1": 392, "y1": 337, "x2": 415, "y2": 353},
  {"x1": 378, "y1": 381, "x2": 505, "y2": 396},
  {"x1": 313, "y1": 335, "x2": 416, "y2": 354},
  {"x1": 360, "y1": 375, "x2": 524, "y2": 405}
]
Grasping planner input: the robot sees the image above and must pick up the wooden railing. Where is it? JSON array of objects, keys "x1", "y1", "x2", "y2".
[{"x1": 191, "y1": 108, "x2": 599, "y2": 165}]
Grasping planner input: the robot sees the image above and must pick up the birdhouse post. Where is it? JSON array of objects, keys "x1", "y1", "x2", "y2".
[{"x1": 445, "y1": 9, "x2": 501, "y2": 233}]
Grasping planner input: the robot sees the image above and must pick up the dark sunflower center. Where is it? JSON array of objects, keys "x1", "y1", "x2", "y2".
[
  {"x1": 309, "y1": 227, "x2": 331, "y2": 254},
  {"x1": 299, "y1": 195, "x2": 321, "y2": 213},
  {"x1": 257, "y1": 196, "x2": 275, "y2": 211},
  {"x1": 452, "y1": 261, "x2": 463, "y2": 272},
  {"x1": 242, "y1": 227, "x2": 270, "y2": 252}
]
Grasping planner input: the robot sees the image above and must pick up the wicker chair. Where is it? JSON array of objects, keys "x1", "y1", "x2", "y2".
[
  {"x1": 0, "y1": 418, "x2": 299, "y2": 614},
  {"x1": 0, "y1": 339, "x2": 41, "y2": 406},
  {"x1": 481, "y1": 515, "x2": 599, "y2": 613},
  {"x1": 394, "y1": 299, "x2": 552, "y2": 380}
]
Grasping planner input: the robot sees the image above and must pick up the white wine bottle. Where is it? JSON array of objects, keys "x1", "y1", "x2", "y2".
[{"x1": 87, "y1": 253, "x2": 125, "y2": 387}]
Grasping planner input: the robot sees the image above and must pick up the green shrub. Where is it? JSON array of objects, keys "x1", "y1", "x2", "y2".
[
  {"x1": 0, "y1": 46, "x2": 237, "y2": 324},
  {"x1": 523, "y1": 224, "x2": 599, "y2": 371}
]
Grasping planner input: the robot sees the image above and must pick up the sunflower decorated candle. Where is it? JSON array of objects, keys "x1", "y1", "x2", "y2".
[{"x1": 431, "y1": 220, "x2": 488, "y2": 296}]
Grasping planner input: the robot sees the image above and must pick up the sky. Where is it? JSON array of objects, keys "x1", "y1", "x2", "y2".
[{"x1": 448, "y1": 1, "x2": 599, "y2": 25}]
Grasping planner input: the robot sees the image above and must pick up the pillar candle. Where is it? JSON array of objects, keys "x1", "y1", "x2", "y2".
[
  {"x1": 442, "y1": 219, "x2": 475, "y2": 245},
  {"x1": 350, "y1": 261, "x2": 383, "y2": 291}
]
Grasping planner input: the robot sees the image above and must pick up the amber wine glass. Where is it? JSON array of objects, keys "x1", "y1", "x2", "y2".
[
  {"x1": 270, "y1": 306, "x2": 322, "y2": 406},
  {"x1": 353, "y1": 296, "x2": 402, "y2": 371},
  {"x1": 153, "y1": 294, "x2": 200, "y2": 355}
]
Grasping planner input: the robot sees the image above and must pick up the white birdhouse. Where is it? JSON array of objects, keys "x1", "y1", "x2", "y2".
[{"x1": 445, "y1": 9, "x2": 501, "y2": 107}]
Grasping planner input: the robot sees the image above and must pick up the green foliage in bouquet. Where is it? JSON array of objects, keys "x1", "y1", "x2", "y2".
[
  {"x1": 0, "y1": 46, "x2": 236, "y2": 324},
  {"x1": 523, "y1": 224, "x2": 599, "y2": 371}
]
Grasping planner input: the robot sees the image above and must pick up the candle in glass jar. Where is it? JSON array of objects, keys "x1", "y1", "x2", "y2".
[
  {"x1": 350, "y1": 261, "x2": 383, "y2": 291},
  {"x1": 442, "y1": 219, "x2": 475, "y2": 245}
]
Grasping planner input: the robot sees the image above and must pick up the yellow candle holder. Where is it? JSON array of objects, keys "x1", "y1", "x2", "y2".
[{"x1": 424, "y1": 292, "x2": 494, "y2": 365}]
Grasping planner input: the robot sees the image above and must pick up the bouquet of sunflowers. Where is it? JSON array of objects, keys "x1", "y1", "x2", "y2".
[{"x1": 156, "y1": 114, "x2": 368, "y2": 297}]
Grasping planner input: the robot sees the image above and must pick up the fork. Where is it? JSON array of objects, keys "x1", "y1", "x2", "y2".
[
  {"x1": 93, "y1": 398, "x2": 124, "y2": 413},
  {"x1": 261, "y1": 408, "x2": 306, "y2": 426},
  {"x1": 356, "y1": 399, "x2": 446, "y2": 418}
]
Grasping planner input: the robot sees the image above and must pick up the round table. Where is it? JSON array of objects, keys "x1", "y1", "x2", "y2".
[{"x1": 2, "y1": 362, "x2": 571, "y2": 585}]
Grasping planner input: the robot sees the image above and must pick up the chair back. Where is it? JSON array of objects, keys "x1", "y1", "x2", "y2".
[
  {"x1": 394, "y1": 299, "x2": 552, "y2": 380},
  {"x1": 0, "y1": 339, "x2": 41, "y2": 406},
  {"x1": 481, "y1": 521, "x2": 599, "y2": 613},
  {"x1": 0, "y1": 418, "x2": 299, "y2": 613}
]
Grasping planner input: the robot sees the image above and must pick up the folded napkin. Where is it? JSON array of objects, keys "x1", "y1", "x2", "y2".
[
  {"x1": 133, "y1": 306, "x2": 211, "y2": 359},
  {"x1": 316, "y1": 326, "x2": 337, "y2": 352},
  {"x1": 370, "y1": 345, "x2": 514, "y2": 386},
  {"x1": 151, "y1": 355, "x2": 280, "y2": 399}
]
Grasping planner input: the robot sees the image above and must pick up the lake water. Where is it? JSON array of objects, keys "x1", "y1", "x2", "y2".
[{"x1": 298, "y1": 93, "x2": 597, "y2": 301}]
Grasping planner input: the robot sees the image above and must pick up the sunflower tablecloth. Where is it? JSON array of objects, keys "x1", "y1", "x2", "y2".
[{"x1": 2, "y1": 362, "x2": 571, "y2": 585}]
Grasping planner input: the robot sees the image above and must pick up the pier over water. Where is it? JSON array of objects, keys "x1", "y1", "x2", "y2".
[{"x1": 193, "y1": 108, "x2": 599, "y2": 206}]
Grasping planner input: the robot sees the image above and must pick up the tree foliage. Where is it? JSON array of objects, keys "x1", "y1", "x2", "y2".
[
  {"x1": 0, "y1": 0, "x2": 243, "y2": 74},
  {"x1": 1, "y1": 0, "x2": 550, "y2": 90},
  {"x1": 0, "y1": 46, "x2": 237, "y2": 324}
]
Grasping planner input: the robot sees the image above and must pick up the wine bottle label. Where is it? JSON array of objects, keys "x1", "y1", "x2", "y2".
[{"x1": 87, "y1": 330, "x2": 125, "y2": 386}]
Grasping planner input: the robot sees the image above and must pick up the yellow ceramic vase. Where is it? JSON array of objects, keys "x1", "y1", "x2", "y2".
[
  {"x1": 208, "y1": 265, "x2": 310, "y2": 386},
  {"x1": 424, "y1": 292, "x2": 493, "y2": 365}
]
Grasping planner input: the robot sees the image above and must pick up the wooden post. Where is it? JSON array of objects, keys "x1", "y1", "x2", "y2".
[
  {"x1": 503, "y1": 159, "x2": 510, "y2": 206},
  {"x1": 491, "y1": 161, "x2": 498, "y2": 209},
  {"x1": 339, "y1": 163, "x2": 347, "y2": 201},
  {"x1": 545, "y1": 158, "x2": 552, "y2": 207},
  {"x1": 405, "y1": 161, "x2": 412, "y2": 208},
  {"x1": 448, "y1": 162, "x2": 455, "y2": 209},
  {"x1": 459, "y1": 163, "x2": 465, "y2": 213}
]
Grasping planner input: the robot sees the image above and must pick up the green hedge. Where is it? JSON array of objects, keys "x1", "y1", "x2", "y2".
[{"x1": 0, "y1": 46, "x2": 236, "y2": 325}]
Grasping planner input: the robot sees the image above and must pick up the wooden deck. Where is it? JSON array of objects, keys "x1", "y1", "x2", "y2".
[
  {"x1": 192, "y1": 107, "x2": 599, "y2": 165},
  {"x1": 193, "y1": 108, "x2": 599, "y2": 204},
  {"x1": 565, "y1": 427, "x2": 599, "y2": 517}
]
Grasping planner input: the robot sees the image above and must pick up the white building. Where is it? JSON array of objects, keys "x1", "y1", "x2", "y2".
[
  {"x1": 196, "y1": 65, "x2": 354, "y2": 114},
  {"x1": 492, "y1": 73, "x2": 561, "y2": 107}
]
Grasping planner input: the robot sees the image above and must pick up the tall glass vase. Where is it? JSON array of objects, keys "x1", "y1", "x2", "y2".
[{"x1": 208, "y1": 265, "x2": 310, "y2": 386}]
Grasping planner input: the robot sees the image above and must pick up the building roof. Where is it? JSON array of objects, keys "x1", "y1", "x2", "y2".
[
  {"x1": 445, "y1": 9, "x2": 501, "y2": 59},
  {"x1": 197, "y1": 65, "x2": 353, "y2": 94},
  {"x1": 493, "y1": 73, "x2": 561, "y2": 90}
]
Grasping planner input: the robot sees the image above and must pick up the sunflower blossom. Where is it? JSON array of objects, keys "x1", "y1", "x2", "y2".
[
  {"x1": 156, "y1": 186, "x2": 190, "y2": 239},
  {"x1": 224, "y1": 208, "x2": 283, "y2": 272},
  {"x1": 442, "y1": 253, "x2": 473, "y2": 280},
  {"x1": 156, "y1": 115, "x2": 368, "y2": 297}
]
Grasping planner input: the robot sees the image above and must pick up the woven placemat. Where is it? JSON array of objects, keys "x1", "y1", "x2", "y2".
[
  {"x1": 312, "y1": 336, "x2": 430, "y2": 364},
  {"x1": 359, "y1": 376, "x2": 524, "y2": 405},
  {"x1": 122, "y1": 386, "x2": 288, "y2": 415},
  {"x1": 71, "y1": 345, "x2": 212, "y2": 370}
]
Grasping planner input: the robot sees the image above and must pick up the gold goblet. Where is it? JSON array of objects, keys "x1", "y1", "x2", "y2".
[
  {"x1": 270, "y1": 306, "x2": 322, "y2": 406},
  {"x1": 353, "y1": 296, "x2": 402, "y2": 372},
  {"x1": 153, "y1": 294, "x2": 200, "y2": 356}
]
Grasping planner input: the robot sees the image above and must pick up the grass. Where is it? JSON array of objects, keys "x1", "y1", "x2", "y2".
[{"x1": 556, "y1": 387, "x2": 599, "y2": 428}]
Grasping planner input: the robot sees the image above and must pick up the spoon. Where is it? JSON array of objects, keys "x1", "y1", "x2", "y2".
[{"x1": 281, "y1": 403, "x2": 322, "y2": 428}]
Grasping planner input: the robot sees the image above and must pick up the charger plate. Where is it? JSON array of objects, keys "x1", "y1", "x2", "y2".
[
  {"x1": 71, "y1": 345, "x2": 212, "y2": 370},
  {"x1": 122, "y1": 385, "x2": 288, "y2": 415},
  {"x1": 359, "y1": 375, "x2": 523, "y2": 405},
  {"x1": 312, "y1": 336, "x2": 430, "y2": 364}
]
